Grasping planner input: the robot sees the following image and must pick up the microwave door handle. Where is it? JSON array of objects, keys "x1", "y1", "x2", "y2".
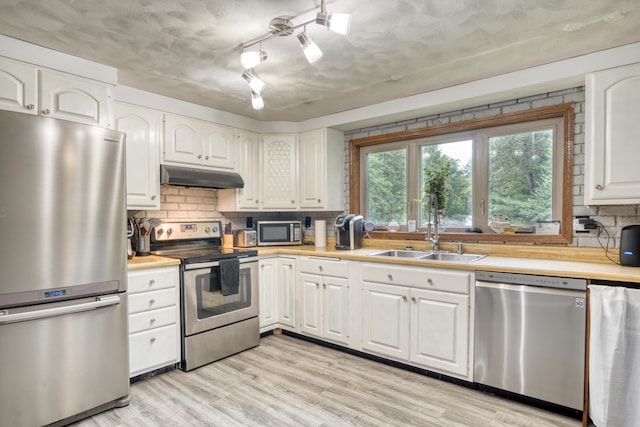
[{"x1": 0, "y1": 295, "x2": 121, "y2": 324}]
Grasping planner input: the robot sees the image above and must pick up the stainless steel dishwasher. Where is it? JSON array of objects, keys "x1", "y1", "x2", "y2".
[{"x1": 473, "y1": 271, "x2": 587, "y2": 411}]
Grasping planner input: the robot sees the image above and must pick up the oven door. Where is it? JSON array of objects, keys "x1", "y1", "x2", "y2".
[{"x1": 182, "y1": 258, "x2": 258, "y2": 336}]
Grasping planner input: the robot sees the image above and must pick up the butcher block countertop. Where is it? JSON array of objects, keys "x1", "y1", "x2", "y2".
[
  {"x1": 127, "y1": 255, "x2": 180, "y2": 270},
  {"x1": 128, "y1": 239, "x2": 640, "y2": 283}
]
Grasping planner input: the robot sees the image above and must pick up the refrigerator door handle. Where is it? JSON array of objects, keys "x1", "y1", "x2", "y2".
[{"x1": 0, "y1": 295, "x2": 121, "y2": 324}]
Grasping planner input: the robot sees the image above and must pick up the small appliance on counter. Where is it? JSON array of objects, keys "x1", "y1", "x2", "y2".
[
  {"x1": 234, "y1": 229, "x2": 257, "y2": 247},
  {"x1": 256, "y1": 220, "x2": 302, "y2": 246},
  {"x1": 620, "y1": 225, "x2": 640, "y2": 266},
  {"x1": 335, "y1": 214, "x2": 364, "y2": 250}
]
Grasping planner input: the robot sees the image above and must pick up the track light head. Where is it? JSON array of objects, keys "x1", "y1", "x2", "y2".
[
  {"x1": 241, "y1": 69, "x2": 265, "y2": 95},
  {"x1": 251, "y1": 91, "x2": 264, "y2": 110},
  {"x1": 240, "y1": 49, "x2": 267, "y2": 69},
  {"x1": 297, "y1": 32, "x2": 323, "y2": 64}
]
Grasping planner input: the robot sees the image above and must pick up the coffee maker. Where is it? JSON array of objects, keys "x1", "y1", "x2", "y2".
[{"x1": 335, "y1": 214, "x2": 364, "y2": 250}]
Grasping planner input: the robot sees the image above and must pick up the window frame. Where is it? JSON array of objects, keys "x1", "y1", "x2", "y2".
[{"x1": 349, "y1": 103, "x2": 574, "y2": 244}]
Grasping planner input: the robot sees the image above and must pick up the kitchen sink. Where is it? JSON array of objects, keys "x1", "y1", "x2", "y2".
[
  {"x1": 367, "y1": 250, "x2": 486, "y2": 263},
  {"x1": 419, "y1": 252, "x2": 486, "y2": 263},
  {"x1": 367, "y1": 249, "x2": 432, "y2": 258}
]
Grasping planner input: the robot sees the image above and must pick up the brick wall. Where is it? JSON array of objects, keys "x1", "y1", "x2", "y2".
[
  {"x1": 343, "y1": 87, "x2": 640, "y2": 249},
  {"x1": 130, "y1": 186, "x2": 341, "y2": 239}
]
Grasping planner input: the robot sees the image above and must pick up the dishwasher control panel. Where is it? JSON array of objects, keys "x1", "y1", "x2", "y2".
[{"x1": 475, "y1": 271, "x2": 587, "y2": 290}]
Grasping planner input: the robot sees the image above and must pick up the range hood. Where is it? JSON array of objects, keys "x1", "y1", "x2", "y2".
[{"x1": 160, "y1": 165, "x2": 244, "y2": 189}]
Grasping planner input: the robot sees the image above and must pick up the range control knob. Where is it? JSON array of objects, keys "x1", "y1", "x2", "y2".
[
  {"x1": 166, "y1": 228, "x2": 173, "y2": 236},
  {"x1": 157, "y1": 228, "x2": 164, "y2": 237},
  {"x1": 212, "y1": 226, "x2": 218, "y2": 233},
  {"x1": 205, "y1": 227, "x2": 211, "y2": 233}
]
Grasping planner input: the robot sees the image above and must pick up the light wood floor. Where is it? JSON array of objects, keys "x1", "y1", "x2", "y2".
[{"x1": 74, "y1": 334, "x2": 581, "y2": 426}]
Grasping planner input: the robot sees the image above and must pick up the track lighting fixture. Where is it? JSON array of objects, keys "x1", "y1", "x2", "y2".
[
  {"x1": 239, "y1": 0, "x2": 352, "y2": 110},
  {"x1": 240, "y1": 48, "x2": 267, "y2": 70},
  {"x1": 297, "y1": 31, "x2": 323, "y2": 64},
  {"x1": 241, "y1": 69, "x2": 265, "y2": 95},
  {"x1": 251, "y1": 91, "x2": 264, "y2": 110}
]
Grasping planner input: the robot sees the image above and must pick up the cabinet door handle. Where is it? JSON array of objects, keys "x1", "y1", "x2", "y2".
[
  {"x1": 197, "y1": 154, "x2": 202, "y2": 159},
  {"x1": 322, "y1": 283, "x2": 326, "y2": 288},
  {"x1": 205, "y1": 155, "x2": 210, "y2": 160},
  {"x1": 26, "y1": 104, "x2": 34, "y2": 110},
  {"x1": 291, "y1": 200, "x2": 295, "y2": 204},
  {"x1": 402, "y1": 295, "x2": 407, "y2": 301},
  {"x1": 316, "y1": 283, "x2": 320, "y2": 288},
  {"x1": 151, "y1": 195, "x2": 157, "y2": 200},
  {"x1": 42, "y1": 108, "x2": 51, "y2": 115},
  {"x1": 595, "y1": 184, "x2": 603, "y2": 190},
  {"x1": 411, "y1": 296, "x2": 416, "y2": 303}
]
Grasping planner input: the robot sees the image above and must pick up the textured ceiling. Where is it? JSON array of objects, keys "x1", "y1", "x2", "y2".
[{"x1": 0, "y1": 0, "x2": 638, "y2": 121}]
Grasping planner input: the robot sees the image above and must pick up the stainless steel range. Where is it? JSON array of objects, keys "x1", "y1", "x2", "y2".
[{"x1": 151, "y1": 221, "x2": 259, "y2": 371}]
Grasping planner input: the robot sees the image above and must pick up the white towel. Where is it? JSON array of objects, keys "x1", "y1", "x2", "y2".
[{"x1": 589, "y1": 285, "x2": 640, "y2": 426}]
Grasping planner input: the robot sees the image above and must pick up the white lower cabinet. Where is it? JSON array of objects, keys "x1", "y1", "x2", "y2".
[
  {"x1": 127, "y1": 266, "x2": 180, "y2": 377},
  {"x1": 361, "y1": 263, "x2": 472, "y2": 379},
  {"x1": 298, "y1": 257, "x2": 350, "y2": 345},
  {"x1": 258, "y1": 256, "x2": 297, "y2": 333}
]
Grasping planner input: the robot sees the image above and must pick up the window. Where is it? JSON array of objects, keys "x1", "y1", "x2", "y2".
[{"x1": 350, "y1": 104, "x2": 574, "y2": 244}]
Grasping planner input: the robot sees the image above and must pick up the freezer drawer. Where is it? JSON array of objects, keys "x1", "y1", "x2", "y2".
[{"x1": 0, "y1": 295, "x2": 130, "y2": 426}]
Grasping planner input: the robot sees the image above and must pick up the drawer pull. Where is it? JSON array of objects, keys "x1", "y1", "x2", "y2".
[
  {"x1": 388, "y1": 274, "x2": 393, "y2": 280},
  {"x1": 319, "y1": 266, "x2": 323, "y2": 272},
  {"x1": 150, "y1": 337, "x2": 156, "y2": 343},
  {"x1": 427, "y1": 278, "x2": 433, "y2": 285},
  {"x1": 150, "y1": 318, "x2": 156, "y2": 324},
  {"x1": 149, "y1": 299, "x2": 155, "y2": 305},
  {"x1": 149, "y1": 279, "x2": 155, "y2": 286}
]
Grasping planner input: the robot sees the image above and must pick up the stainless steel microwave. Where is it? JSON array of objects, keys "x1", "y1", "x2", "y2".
[{"x1": 256, "y1": 221, "x2": 302, "y2": 246}]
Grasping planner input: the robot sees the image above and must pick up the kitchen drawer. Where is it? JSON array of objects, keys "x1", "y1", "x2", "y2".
[
  {"x1": 128, "y1": 266, "x2": 178, "y2": 294},
  {"x1": 129, "y1": 324, "x2": 178, "y2": 377},
  {"x1": 299, "y1": 257, "x2": 348, "y2": 278},
  {"x1": 128, "y1": 288, "x2": 176, "y2": 314},
  {"x1": 128, "y1": 306, "x2": 177, "y2": 334},
  {"x1": 361, "y1": 263, "x2": 470, "y2": 294}
]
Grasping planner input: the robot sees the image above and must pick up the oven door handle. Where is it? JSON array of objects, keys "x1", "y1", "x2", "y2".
[{"x1": 0, "y1": 295, "x2": 121, "y2": 324}]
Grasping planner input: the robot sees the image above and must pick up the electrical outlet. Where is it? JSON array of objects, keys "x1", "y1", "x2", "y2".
[{"x1": 573, "y1": 216, "x2": 596, "y2": 233}]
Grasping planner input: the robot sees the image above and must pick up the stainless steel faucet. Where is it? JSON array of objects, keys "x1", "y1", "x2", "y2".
[{"x1": 425, "y1": 193, "x2": 440, "y2": 252}]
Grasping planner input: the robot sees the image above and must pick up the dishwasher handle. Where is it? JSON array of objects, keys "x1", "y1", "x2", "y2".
[
  {"x1": 0, "y1": 295, "x2": 121, "y2": 324},
  {"x1": 475, "y1": 280, "x2": 586, "y2": 298}
]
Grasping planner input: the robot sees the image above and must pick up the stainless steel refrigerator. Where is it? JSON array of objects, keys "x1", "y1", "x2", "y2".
[{"x1": 0, "y1": 111, "x2": 130, "y2": 426}]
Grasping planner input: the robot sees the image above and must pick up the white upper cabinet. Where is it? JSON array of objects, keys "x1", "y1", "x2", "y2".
[
  {"x1": 217, "y1": 129, "x2": 260, "y2": 211},
  {"x1": 163, "y1": 113, "x2": 236, "y2": 171},
  {"x1": 0, "y1": 56, "x2": 112, "y2": 127},
  {"x1": 261, "y1": 134, "x2": 298, "y2": 210},
  {"x1": 0, "y1": 56, "x2": 37, "y2": 114},
  {"x1": 201, "y1": 121, "x2": 235, "y2": 170},
  {"x1": 219, "y1": 128, "x2": 344, "y2": 212},
  {"x1": 39, "y1": 69, "x2": 112, "y2": 127},
  {"x1": 585, "y1": 63, "x2": 640, "y2": 205},
  {"x1": 114, "y1": 102, "x2": 161, "y2": 210},
  {"x1": 299, "y1": 128, "x2": 345, "y2": 211},
  {"x1": 163, "y1": 114, "x2": 203, "y2": 164}
]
